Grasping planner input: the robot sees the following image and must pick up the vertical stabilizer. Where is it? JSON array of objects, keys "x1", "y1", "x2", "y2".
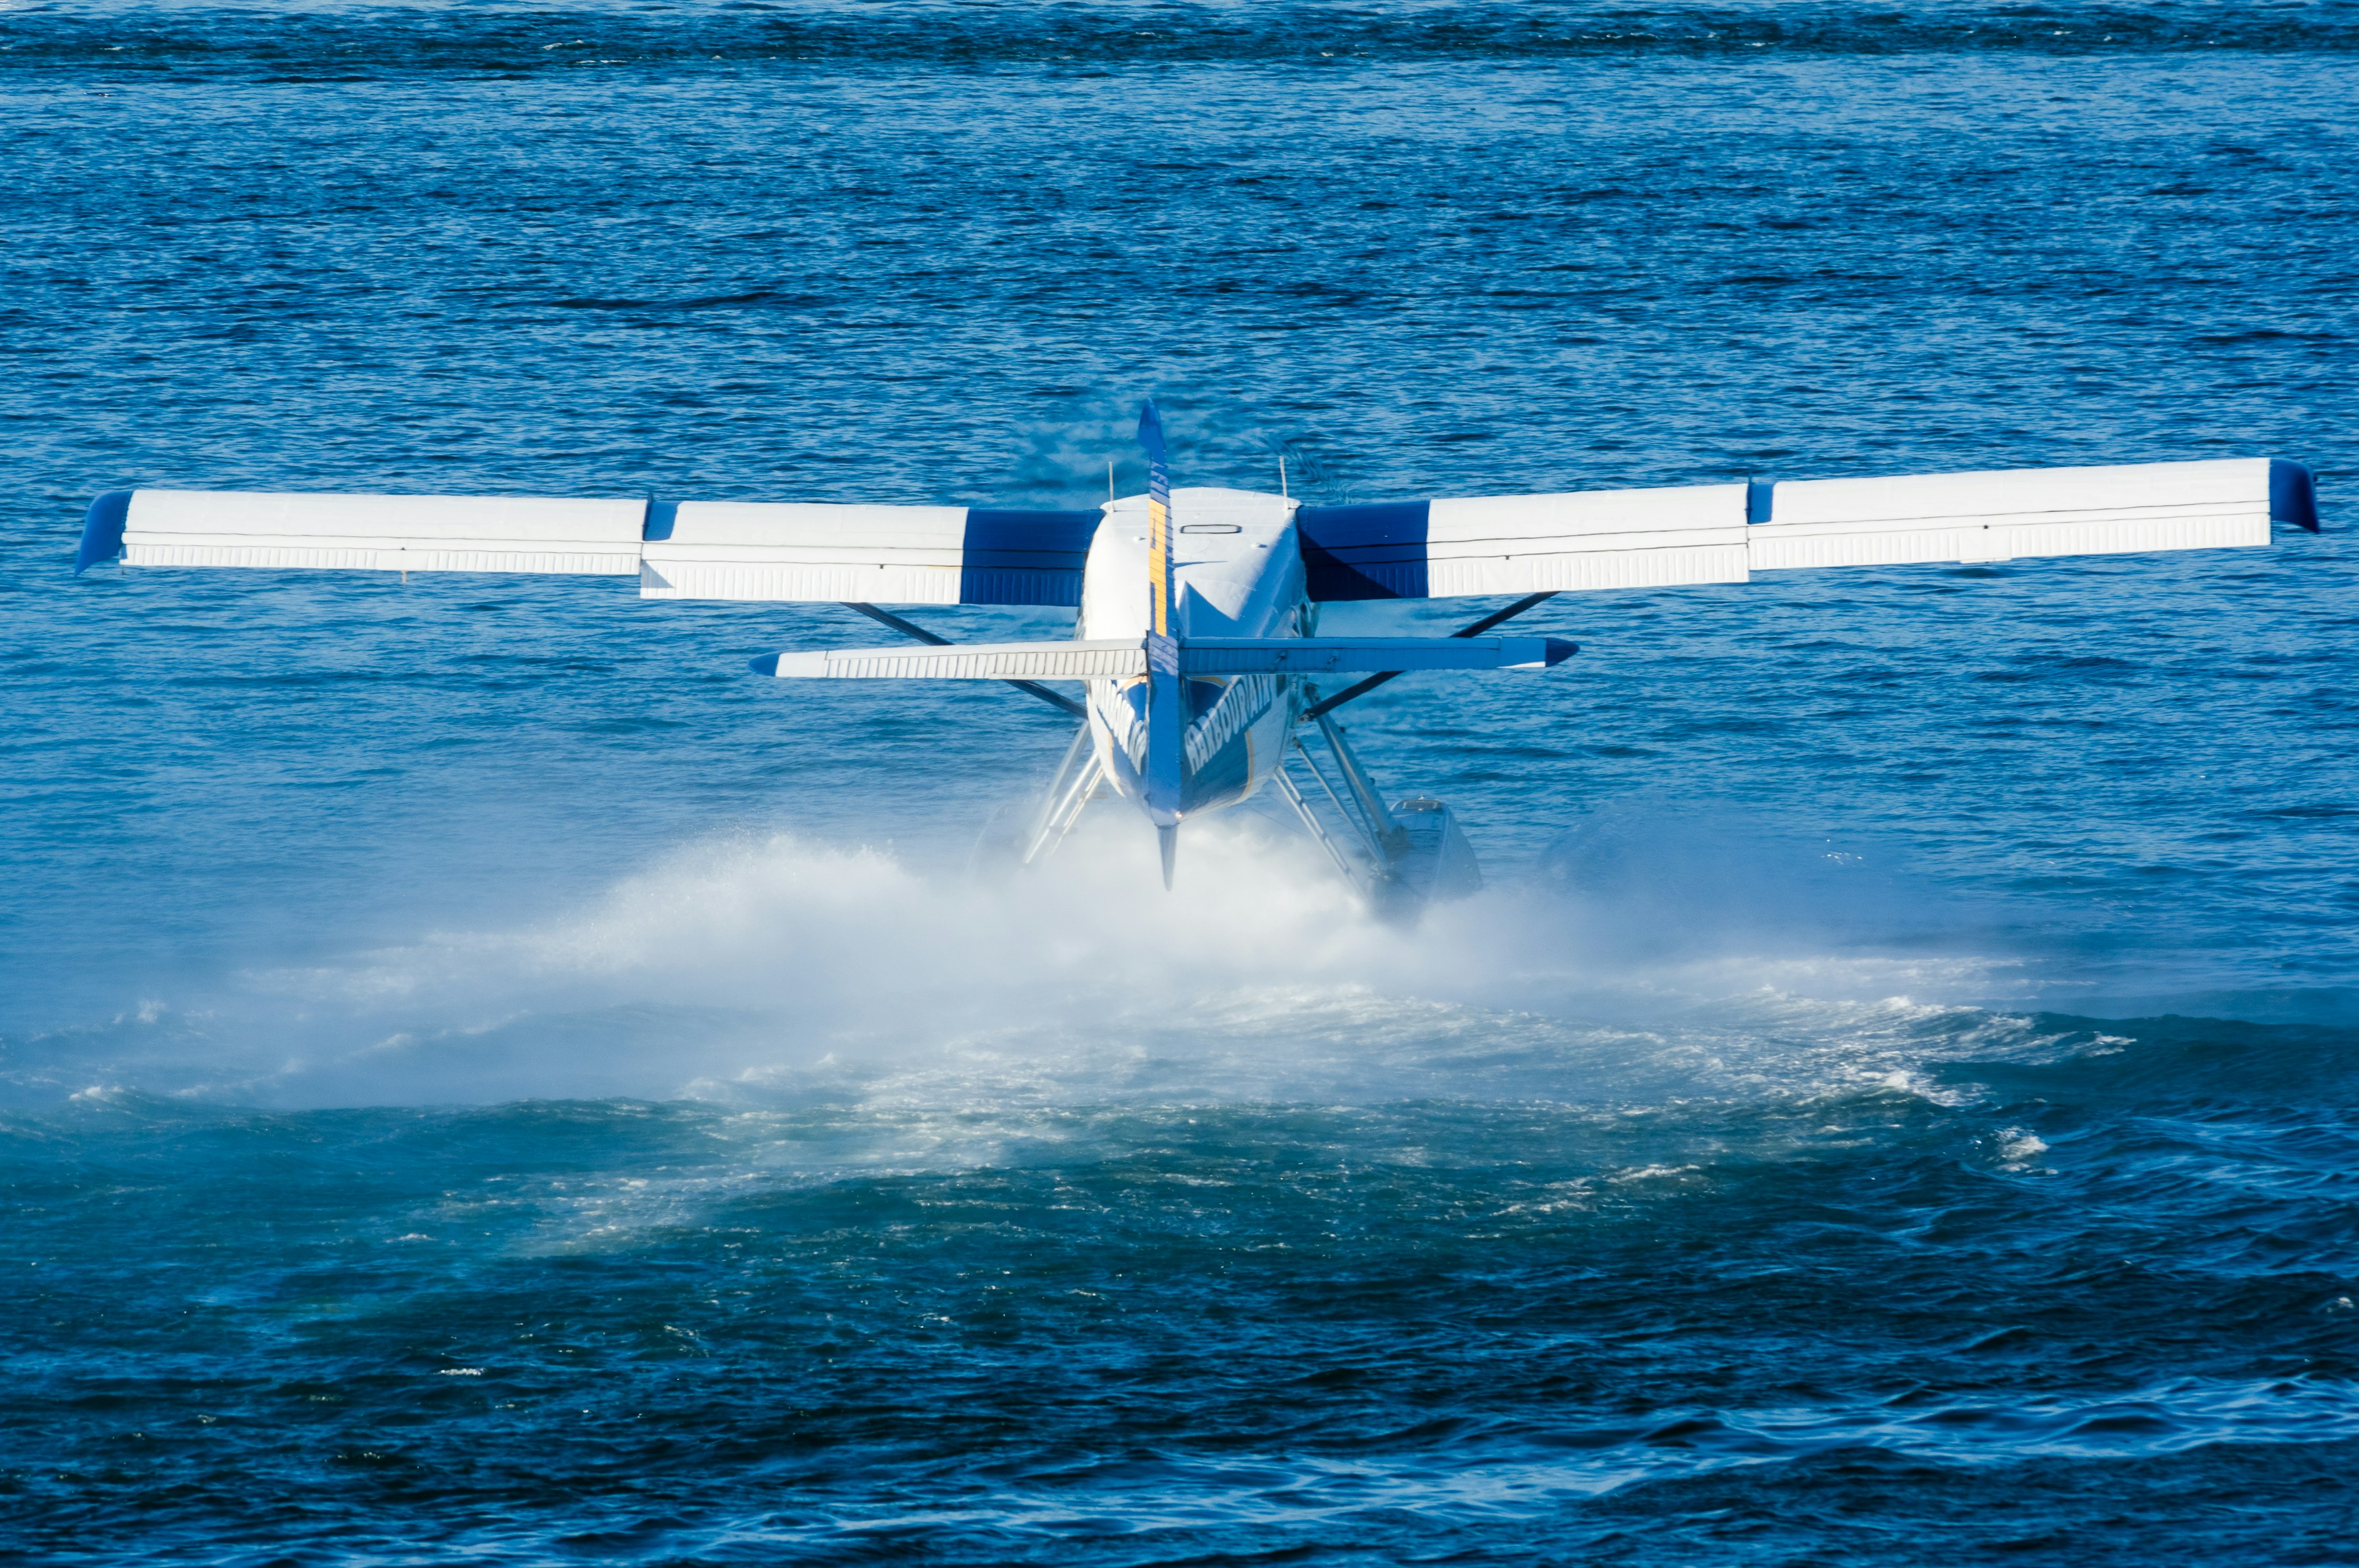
[
  {"x1": 1138, "y1": 402, "x2": 1174, "y2": 636},
  {"x1": 1158, "y1": 823, "x2": 1178, "y2": 890},
  {"x1": 1137, "y1": 402, "x2": 1185, "y2": 846}
]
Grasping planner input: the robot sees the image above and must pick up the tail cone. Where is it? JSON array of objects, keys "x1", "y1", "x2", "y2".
[{"x1": 1157, "y1": 824, "x2": 1178, "y2": 891}]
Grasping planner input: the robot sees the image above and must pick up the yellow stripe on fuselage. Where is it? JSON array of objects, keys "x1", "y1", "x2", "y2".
[{"x1": 1147, "y1": 493, "x2": 1171, "y2": 636}]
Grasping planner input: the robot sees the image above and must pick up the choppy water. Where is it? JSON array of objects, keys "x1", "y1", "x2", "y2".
[{"x1": 4, "y1": 3, "x2": 2357, "y2": 1561}]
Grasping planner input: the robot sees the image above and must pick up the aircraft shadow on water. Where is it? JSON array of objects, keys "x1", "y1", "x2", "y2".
[{"x1": 74, "y1": 403, "x2": 2321, "y2": 916}]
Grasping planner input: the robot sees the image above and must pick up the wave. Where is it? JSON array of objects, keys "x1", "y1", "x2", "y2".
[{"x1": 840, "y1": 1377, "x2": 2359, "y2": 1524}]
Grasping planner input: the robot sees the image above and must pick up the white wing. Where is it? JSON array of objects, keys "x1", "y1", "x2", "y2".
[
  {"x1": 1747, "y1": 457, "x2": 2301, "y2": 570},
  {"x1": 76, "y1": 489, "x2": 1104, "y2": 607},
  {"x1": 1296, "y1": 457, "x2": 2318, "y2": 601},
  {"x1": 98, "y1": 489, "x2": 646, "y2": 576},
  {"x1": 643, "y1": 502, "x2": 1101, "y2": 607}
]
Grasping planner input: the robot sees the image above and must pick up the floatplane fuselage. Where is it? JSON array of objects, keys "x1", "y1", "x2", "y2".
[{"x1": 1036, "y1": 475, "x2": 1566, "y2": 894}]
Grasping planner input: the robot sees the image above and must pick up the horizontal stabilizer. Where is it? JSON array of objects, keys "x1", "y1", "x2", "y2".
[
  {"x1": 1178, "y1": 636, "x2": 1574, "y2": 674},
  {"x1": 751, "y1": 636, "x2": 1576, "y2": 681},
  {"x1": 753, "y1": 641, "x2": 1148, "y2": 681}
]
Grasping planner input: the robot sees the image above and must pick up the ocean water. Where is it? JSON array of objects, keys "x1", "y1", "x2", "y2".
[{"x1": 4, "y1": 3, "x2": 2358, "y2": 1561}]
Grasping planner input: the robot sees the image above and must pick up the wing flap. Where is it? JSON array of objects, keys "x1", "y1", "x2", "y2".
[
  {"x1": 1299, "y1": 485, "x2": 1747, "y2": 600},
  {"x1": 1747, "y1": 457, "x2": 2279, "y2": 570},
  {"x1": 640, "y1": 502, "x2": 1101, "y2": 606},
  {"x1": 84, "y1": 489, "x2": 1103, "y2": 605},
  {"x1": 109, "y1": 490, "x2": 646, "y2": 575},
  {"x1": 641, "y1": 501, "x2": 967, "y2": 604},
  {"x1": 1296, "y1": 458, "x2": 2315, "y2": 598}
]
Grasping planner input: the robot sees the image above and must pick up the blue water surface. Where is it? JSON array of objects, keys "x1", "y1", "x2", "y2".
[{"x1": 4, "y1": 3, "x2": 2357, "y2": 1561}]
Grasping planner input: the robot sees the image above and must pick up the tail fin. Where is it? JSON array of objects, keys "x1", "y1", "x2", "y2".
[
  {"x1": 1137, "y1": 402, "x2": 1184, "y2": 838},
  {"x1": 1157, "y1": 823, "x2": 1178, "y2": 890}
]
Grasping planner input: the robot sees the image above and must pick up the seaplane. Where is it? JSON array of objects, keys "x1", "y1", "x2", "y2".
[{"x1": 72, "y1": 403, "x2": 2321, "y2": 910}]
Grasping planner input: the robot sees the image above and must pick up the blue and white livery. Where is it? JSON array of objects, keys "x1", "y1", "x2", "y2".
[{"x1": 74, "y1": 406, "x2": 2323, "y2": 907}]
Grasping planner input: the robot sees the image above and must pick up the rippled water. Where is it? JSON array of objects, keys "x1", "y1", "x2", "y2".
[{"x1": 4, "y1": 3, "x2": 2357, "y2": 1561}]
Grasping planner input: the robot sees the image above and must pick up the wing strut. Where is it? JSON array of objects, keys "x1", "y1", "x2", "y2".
[
  {"x1": 841, "y1": 601, "x2": 1085, "y2": 718},
  {"x1": 1301, "y1": 591, "x2": 1566, "y2": 720}
]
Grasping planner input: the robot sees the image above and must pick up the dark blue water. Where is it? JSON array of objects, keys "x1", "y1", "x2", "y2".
[{"x1": 5, "y1": 4, "x2": 2358, "y2": 1561}]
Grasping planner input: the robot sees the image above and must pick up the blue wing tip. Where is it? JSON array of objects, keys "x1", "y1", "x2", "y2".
[
  {"x1": 1543, "y1": 638, "x2": 1579, "y2": 667},
  {"x1": 748, "y1": 653, "x2": 781, "y2": 677},
  {"x1": 75, "y1": 488, "x2": 135, "y2": 574},
  {"x1": 2271, "y1": 459, "x2": 2321, "y2": 533}
]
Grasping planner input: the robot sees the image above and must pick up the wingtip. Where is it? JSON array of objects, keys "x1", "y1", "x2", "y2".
[
  {"x1": 75, "y1": 488, "x2": 134, "y2": 575},
  {"x1": 2271, "y1": 459, "x2": 2322, "y2": 534}
]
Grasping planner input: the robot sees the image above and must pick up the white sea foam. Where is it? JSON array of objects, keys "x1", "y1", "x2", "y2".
[
  {"x1": 1998, "y1": 1127, "x2": 2051, "y2": 1165},
  {"x1": 14, "y1": 810, "x2": 2072, "y2": 1110}
]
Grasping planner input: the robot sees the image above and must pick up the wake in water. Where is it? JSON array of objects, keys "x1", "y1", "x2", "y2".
[
  {"x1": 11, "y1": 776, "x2": 2355, "y2": 1566},
  {"x1": 12, "y1": 805, "x2": 2101, "y2": 1110},
  {"x1": 14, "y1": 961, "x2": 2356, "y2": 1562}
]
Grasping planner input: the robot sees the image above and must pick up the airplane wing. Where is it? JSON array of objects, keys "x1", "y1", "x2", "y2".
[
  {"x1": 1294, "y1": 456, "x2": 2320, "y2": 601},
  {"x1": 76, "y1": 488, "x2": 648, "y2": 577},
  {"x1": 641, "y1": 501, "x2": 1098, "y2": 606},
  {"x1": 74, "y1": 488, "x2": 1104, "y2": 607},
  {"x1": 76, "y1": 456, "x2": 2320, "y2": 605}
]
